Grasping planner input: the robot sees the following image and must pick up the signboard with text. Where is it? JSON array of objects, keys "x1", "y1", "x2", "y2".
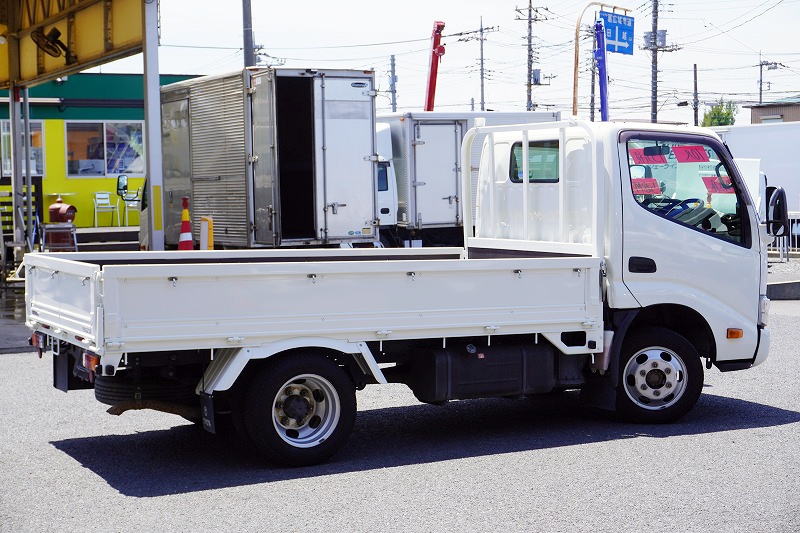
[{"x1": 599, "y1": 11, "x2": 635, "y2": 55}]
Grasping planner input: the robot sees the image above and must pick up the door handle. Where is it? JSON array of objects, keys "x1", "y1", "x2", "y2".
[
  {"x1": 326, "y1": 202, "x2": 347, "y2": 215},
  {"x1": 442, "y1": 195, "x2": 458, "y2": 205},
  {"x1": 380, "y1": 208, "x2": 390, "y2": 214},
  {"x1": 628, "y1": 256, "x2": 657, "y2": 273}
]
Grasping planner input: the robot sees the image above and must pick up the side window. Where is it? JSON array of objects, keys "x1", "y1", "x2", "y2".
[
  {"x1": 626, "y1": 139, "x2": 746, "y2": 245},
  {"x1": 377, "y1": 162, "x2": 389, "y2": 192},
  {"x1": 509, "y1": 140, "x2": 559, "y2": 183}
]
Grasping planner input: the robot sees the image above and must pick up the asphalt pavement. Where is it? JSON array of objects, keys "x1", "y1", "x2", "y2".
[{"x1": 1, "y1": 303, "x2": 799, "y2": 532}]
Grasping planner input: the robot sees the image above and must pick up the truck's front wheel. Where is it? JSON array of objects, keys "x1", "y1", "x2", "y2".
[
  {"x1": 242, "y1": 353, "x2": 356, "y2": 466},
  {"x1": 616, "y1": 327, "x2": 703, "y2": 423}
]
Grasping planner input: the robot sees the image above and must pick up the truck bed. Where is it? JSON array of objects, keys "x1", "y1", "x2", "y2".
[{"x1": 25, "y1": 247, "x2": 603, "y2": 358}]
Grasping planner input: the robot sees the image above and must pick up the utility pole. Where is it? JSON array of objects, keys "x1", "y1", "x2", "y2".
[
  {"x1": 693, "y1": 63, "x2": 699, "y2": 126},
  {"x1": 641, "y1": 0, "x2": 679, "y2": 123},
  {"x1": 459, "y1": 19, "x2": 497, "y2": 111},
  {"x1": 758, "y1": 52, "x2": 783, "y2": 104},
  {"x1": 650, "y1": 0, "x2": 658, "y2": 123},
  {"x1": 242, "y1": 0, "x2": 256, "y2": 67},
  {"x1": 479, "y1": 18, "x2": 485, "y2": 111},
  {"x1": 389, "y1": 54, "x2": 398, "y2": 112},
  {"x1": 516, "y1": 3, "x2": 546, "y2": 111},
  {"x1": 589, "y1": 20, "x2": 597, "y2": 122}
]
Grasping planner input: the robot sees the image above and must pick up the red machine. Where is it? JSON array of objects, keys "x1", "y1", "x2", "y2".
[{"x1": 424, "y1": 21, "x2": 446, "y2": 112}]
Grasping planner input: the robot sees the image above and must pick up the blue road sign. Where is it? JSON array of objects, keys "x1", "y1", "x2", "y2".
[{"x1": 599, "y1": 11, "x2": 634, "y2": 55}]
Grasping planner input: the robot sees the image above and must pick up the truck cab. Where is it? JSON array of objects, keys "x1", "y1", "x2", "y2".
[{"x1": 470, "y1": 121, "x2": 785, "y2": 376}]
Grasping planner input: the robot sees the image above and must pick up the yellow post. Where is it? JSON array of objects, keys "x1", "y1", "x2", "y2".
[{"x1": 200, "y1": 216, "x2": 214, "y2": 250}]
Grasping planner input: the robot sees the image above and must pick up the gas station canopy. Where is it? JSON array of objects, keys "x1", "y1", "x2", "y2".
[{"x1": 0, "y1": 0, "x2": 143, "y2": 88}]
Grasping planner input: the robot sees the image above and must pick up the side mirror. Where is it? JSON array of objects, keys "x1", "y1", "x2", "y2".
[
  {"x1": 765, "y1": 186, "x2": 790, "y2": 237},
  {"x1": 116, "y1": 175, "x2": 129, "y2": 198}
]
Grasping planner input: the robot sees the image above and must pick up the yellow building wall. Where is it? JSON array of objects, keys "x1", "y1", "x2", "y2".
[{"x1": 43, "y1": 120, "x2": 145, "y2": 227}]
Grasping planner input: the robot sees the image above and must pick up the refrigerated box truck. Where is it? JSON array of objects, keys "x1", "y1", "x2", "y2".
[
  {"x1": 159, "y1": 67, "x2": 379, "y2": 248},
  {"x1": 377, "y1": 111, "x2": 560, "y2": 246}
]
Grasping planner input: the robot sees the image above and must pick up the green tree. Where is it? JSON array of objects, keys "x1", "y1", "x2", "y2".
[{"x1": 701, "y1": 99, "x2": 737, "y2": 126}]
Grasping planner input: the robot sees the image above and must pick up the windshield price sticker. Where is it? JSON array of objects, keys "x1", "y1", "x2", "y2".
[
  {"x1": 672, "y1": 145, "x2": 710, "y2": 163},
  {"x1": 702, "y1": 176, "x2": 735, "y2": 194},
  {"x1": 631, "y1": 178, "x2": 662, "y2": 195},
  {"x1": 629, "y1": 148, "x2": 667, "y2": 165}
]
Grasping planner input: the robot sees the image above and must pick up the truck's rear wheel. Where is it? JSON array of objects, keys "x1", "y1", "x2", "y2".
[
  {"x1": 242, "y1": 353, "x2": 356, "y2": 466},
  {"x1": 616, "y1": 327, "x2": 703, "y2": 423}
]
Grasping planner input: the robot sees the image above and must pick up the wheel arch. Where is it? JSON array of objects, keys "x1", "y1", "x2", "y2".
[
  {"x1": 198, "y1": 337, "x2": 387, "y2": 395},
  {"x1": 628, "y1": 304, "x2": 716, "y2": 362}
]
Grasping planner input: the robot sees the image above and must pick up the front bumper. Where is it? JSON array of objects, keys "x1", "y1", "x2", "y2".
[{"x1": 753, "y1": 327, "x2": 770, "y2": 367}]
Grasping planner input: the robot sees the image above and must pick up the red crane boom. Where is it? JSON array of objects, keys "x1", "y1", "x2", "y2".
[{"x1": 424, "y1": 21, "x2": 446, "y2": 111}]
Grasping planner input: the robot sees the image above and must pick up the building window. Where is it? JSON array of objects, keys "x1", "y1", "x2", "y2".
[
  {"x1": 759, "y1": 114, "x2": 783, "y2": 124},
  {"x1": 1, "y1": 121, "x2": 45, "y2": 177},
  {"x1": 66, "y1": 121, "x2": 145, "y2": 177}
]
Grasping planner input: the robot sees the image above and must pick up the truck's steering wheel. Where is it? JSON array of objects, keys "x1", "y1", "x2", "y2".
[{"x1": 664, "y1": 198, "x2": 702, "y2": 217}]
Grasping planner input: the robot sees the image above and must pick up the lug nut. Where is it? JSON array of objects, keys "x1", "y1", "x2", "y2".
[
  {"x1": 653, "y1": 390, "x2": 661, "y2": 397},
  {"x1": 651, "y1": 361, "x2": 658, "y2": 368},
  {"x1": 280, "y1": 416, "x2": 290, "y2": 425},
  {"x1": 664, "y1": 368, "x2": 672, "y2": 374},
  {"x1": 639, "y1": 370, "x2": 646, "y2": 376},
  {"x1": 640, "y1": 384, "x2": 647, "y2": 390},
  {"x1": 665, "y1": 382, "x2": 672, "y2": 389},
  {"x1": 284, "y1": 387, "x2": 293, "y2": 396},
  {"x1": 300, "y1": 389, "x2": 308, "y2": 396}
]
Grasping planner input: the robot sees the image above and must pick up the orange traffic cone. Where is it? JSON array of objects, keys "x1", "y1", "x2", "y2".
[{"x1": 178, "y1": 196, "x2": 193, "y2": 250}]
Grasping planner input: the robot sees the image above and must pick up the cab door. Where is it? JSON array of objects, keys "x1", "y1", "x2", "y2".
[{"x1": 619, "y1": 132, "x2": 761, "y2": 362}]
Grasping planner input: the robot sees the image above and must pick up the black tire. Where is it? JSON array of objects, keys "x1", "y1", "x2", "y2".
[
  {"x1": 616, "y1": 327, "x2": 703, "y2": 423},
  {"x1": 241, "y1": 353, "x2": 356, "y2": 467}
]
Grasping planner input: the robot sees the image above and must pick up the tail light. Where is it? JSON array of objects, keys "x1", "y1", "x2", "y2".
[{"x1": 82, "y1": 352, "x2": 100, "y2": 382}]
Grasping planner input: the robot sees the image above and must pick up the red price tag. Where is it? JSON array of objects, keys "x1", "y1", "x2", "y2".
[
  {"x1": 631, "y1": 178, "x2": 662, "y2": 195},
  {"x1": 630, "y1": 148, "x2": 667, "y2": 165},
  {"x1": 672, "y1": 145, "x2": 709, "y2": 163},
  {"x1": 702, "y1": 176, "x2": 735, "y2": 194}
]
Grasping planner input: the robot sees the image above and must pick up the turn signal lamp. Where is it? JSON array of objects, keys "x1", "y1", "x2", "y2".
[
  {"x1": 726, "y1": 328, "x2": 744, "y2": 339},
  {"x1": 82, "y1": 352, "x2": 100, "y2": 372}
]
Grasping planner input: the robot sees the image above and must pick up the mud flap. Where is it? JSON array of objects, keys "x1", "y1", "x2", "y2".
[{"x1": 200, "y1": 392, "x2": 216, "y2": 433}]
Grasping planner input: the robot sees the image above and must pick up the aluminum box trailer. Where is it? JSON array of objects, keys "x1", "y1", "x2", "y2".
[
  {"x1": 26, "y1": 120, "x2": 785, "y2": 467},
  {"x1": 377, "y1": 111, "x2": 560, "y2": 246},
  {"x1": 160, "y1": 67, "x2": 379, "y2": 248}
]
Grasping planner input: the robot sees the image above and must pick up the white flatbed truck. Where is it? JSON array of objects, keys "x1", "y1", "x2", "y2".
[{"x1": 25, "y1": 120, "x2": 788, "y2": 466}]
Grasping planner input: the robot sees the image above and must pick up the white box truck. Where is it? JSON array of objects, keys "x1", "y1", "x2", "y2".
[
  {"x1": 377, "y1": 111, "x2": 560, "y2": 246},
  {"x1": 157, "y1": 67, "x2": 379, "y2": 248},
  {"x1": 714, "y1": 122, "x2": 800, "y2": 211},
  {"x1": 26, "y1": 120, "x2": 787, "y2": 466}
]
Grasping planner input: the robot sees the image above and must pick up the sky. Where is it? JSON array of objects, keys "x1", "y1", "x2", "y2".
[{"x1": 95, "y1": 0, "x2": 800, "y2": 125}]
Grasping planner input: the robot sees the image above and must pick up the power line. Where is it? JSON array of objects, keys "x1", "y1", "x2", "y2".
[{"x1": 681, "y1": 0, "x2": 786, "y2": 46}]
